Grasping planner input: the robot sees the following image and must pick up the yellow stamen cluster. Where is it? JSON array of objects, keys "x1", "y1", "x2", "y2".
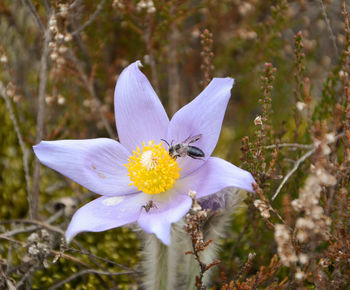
[{"x1": 125, "y1": 140, "x2": 181, "y2": 194}]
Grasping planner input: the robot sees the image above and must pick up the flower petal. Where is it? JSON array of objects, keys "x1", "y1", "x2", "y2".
[
  {"x1": 33, "y1": 138, "x2": 136, "y2": 196},
  {"x1": 177, "y1": 157, "x2": 255, "y2": 199},
  {"x1": 66, "y1": 193, "x2": 149, "y2": 242},
  {"x1": 137, "y1": 190, "x2": 192, "y2": 245},
  {"x1": 114, "y1": 61, "x2": 169, "y2": 152},
  {"x1": 167, "y1": 77, "x2": 234, "y2": 176}
]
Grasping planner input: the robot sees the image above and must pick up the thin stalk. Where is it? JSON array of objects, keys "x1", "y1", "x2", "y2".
[{"x1": 32, "y1": 26, "x2": 51, "y2": 219}]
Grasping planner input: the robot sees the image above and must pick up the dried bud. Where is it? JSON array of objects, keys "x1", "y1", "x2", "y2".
[
  {"x1": 254, "y1": 115, "x2": 263, "y2": 126},
  {"x1": 27, "y1": 232, "x2": 39, "y2": 243},
  {"x1": 6, "y1": 82, "x2": 15, "y2": 97},
  {"x1": 57, "y1": 95, "x2": 66, "y2": 105},
  {"x1": 291, "y1": 199, "x2": 302, "y2": 211},
  {"x1": 325, "y1": 133, "x2": 335, "y2": 143},
  {"x1": 49, "y1": 16, "x2": 57, "y2": 27},
  {"x1": 50, "y1": 52, "x2": 58, "y2": 61},
  {"x1": 45, "y1": 95, "x2": 54, "y2": 105},
  {"x1": 238, "y1": 2, "x2": 254, "y2": 16},
  {"x1": 296, "y1": 101, "x2": 306, "y2": 111},
  {"x1": 143, "y1": 54, "x2": 151, "y2": 64},
  {"x1": 319, "y1": 257, "x2": 331, "y2": 268},
  {"x1": 57, "y1": 57, "x2": 66, "y2": 65},
  {"x1": 275, "y1": 224, "x2": 297, "y2": 266},
  {"x1": 64, "y1": 33, "x2": 72, "y2": 42},
  {"x1": 113, "y1": 0, "x2": 125, "y2": 9},
  {"x1": 298, "y1": 253, "x2": 308, "y2": 264},
  {"x1": 189, "y1": 190, "x2": 196, "y2": 200},
  {"x1": 295, "y1": 268, "x2": 305, "y2": 280},
  {"x1": 58, "y1": 46, "x2": 67, "y2": 54},
  {"x1": 59, "y1": 4, "x2": 69, "y2": 17},
  {"x1": 254, "y1": 199, "x2": 270, "y2": 218},
  {"x1": 0, "y1": 54, "x2": 8, "y2": 64},
  {"x1": 28, "y1": 245, "x2": 40, "y2": 256},
  {"x1": 55, "y1": 33, "x2": 64, "y2": 41}
]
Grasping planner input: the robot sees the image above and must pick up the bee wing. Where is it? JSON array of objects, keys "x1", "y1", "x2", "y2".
[{"x1": 184, "y1": 134, "x2": 202, "y2": 144}]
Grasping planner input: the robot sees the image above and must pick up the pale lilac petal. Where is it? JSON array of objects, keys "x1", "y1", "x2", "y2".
[
  {"x1": 33, "y1": 139, "x2": 137, "y2": 196},
  {"x1": 167, "y1": 78, "x2": 234, "y2": 176},
  {"x1": 114, "y1": 61, "x2": 169, "y2": 152},
  {"x1": 176, "y1": 157, "x2": 255, "y2": 199},
  {"x1": 137, "y1": 190, "x2": 192, "y2": 245},
  {"x1": 66, "y1": 193, "x2": 149, "y2": 242}
]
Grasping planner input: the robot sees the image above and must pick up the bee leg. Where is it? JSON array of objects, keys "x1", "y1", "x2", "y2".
[{"x1": 190, "y1": 156, "x2": 205, "y2": 160}]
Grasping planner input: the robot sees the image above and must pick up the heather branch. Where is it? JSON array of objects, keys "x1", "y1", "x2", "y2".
[
  {"x1": 1, "y1": 218, "x2": 65, "y2": 237},
  {"x1": 200, "y1": 29, "x2": 214, "y2": 88},
  {"x1": 71, "y1": 0, "x2": 107, "y2": 36},
  {"x1": 1, "y1": 223, "x2": 137, "y2": 280},
  {"x1": 15, "y1": 264, "x2": 37, "y2": 288},
  {"x1": 0, "y1": 82, "x2": 32, "y2": 220},
  {"x1": 318, "y1": 0, "x2": 338, "y2": 56},
  {"x1": 66, "y1": 246, "x2": 138, "y2": 273},
  {"x1": 272, "y1": 148, "x2": 315, "y2": 201},
  {"x1": 23, "y1": 0, "x2": 45, "y2": 34},
  {"x1": 293, "y1": 31, "x2": 305, "y2": 140},
  {"x1": 264, "y1": 143, "x2": 313, "y2": 150},
  {"x1": 32, "y1": 25, "x2": 52, "y2": 219},
  {"x1": 168, "y1": 21, "x2": 181, "y2": 115},
  {"x1": 0, "y1": 234, "x2": 90, "y2": 267},
  {"x1": 185, "y1": 190, "x2": 220, "y2": 290},
  {"x1": 67, "y1": 50, "x2": 116, "y2": 139},
  {"x1": 69, "y1": 0, "x2": 84, "y2": 10},
  {"x1": 143, "y1": 15, "x2": 160, "y2": 94},
  {"x1": 271, "y1": 132, "x2": 344, "y2": 201},
  {"x1": 1, "y1": 210, "x2": 64, "y2": 237}
]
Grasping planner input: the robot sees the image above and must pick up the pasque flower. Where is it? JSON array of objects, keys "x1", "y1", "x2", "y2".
[{"x1": 33, "y1": 61, "x2": 255, "y2": 245}]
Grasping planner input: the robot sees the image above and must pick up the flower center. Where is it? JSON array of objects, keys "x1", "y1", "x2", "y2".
[{"x1": 125, "y1": 140, "x2": 181, "y2": 195}]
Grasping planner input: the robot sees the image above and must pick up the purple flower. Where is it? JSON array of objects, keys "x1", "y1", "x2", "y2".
[{"x1": 33, "y1": 61, "x2": 255, "y2": 245}]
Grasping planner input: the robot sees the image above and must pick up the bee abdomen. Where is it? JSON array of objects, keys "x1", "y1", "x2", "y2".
[{"x1": 188, "y1": 146, "x2": 205, "y2": 158}]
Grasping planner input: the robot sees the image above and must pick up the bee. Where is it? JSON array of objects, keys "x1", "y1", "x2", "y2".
[
  {"x1": 141, "y1": 200, "x2": 158, "y2": 213},
  {"x1": 162, "y1": 134, "x2": 205, "y2": 160}
]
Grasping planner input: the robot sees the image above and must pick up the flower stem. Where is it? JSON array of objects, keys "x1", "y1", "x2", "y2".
[{"x1": 142, "y1": 234, "x2": 172, "y2": 290}]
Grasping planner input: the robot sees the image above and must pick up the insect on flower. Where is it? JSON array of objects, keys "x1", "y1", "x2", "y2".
[
  {"x1": 141, "y1": 200, "x2": 158, "y2": 212},
  {"x1": 162, "y1": 134, "x2": 205, "y2": 160}
]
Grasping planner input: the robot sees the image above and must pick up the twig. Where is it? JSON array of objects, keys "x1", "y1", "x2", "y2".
[
  {"x1": 22, "y1": 0, "x2": 45, "y2": 34},
  {"x1": 69, "y1": 0, "x2": 84, "y2": 10},
  {"x1": 67, "y1": 246, "x2": 138, "y2": 273},
  {"x1": 229, "y1": 222, "x2": 250, "y2": 271},
  {"x1": 1, "y1": 210, "x2": 64, "y2": 237},
  {"x1": 15, "y1": 265, "x2": 36, "y2": 289},
  {"x1": 6, "y1": 242, "x2": 13, "y2": 275},
  {"x1": 47, "y1": 269, "x2": 135, "y2": 290},
  {"x1": 185, "y1": 191, "x2": 220, "y2": 290},
  {"x1": 0, "y1": 217, "x2": 138, "y2": 274},
  {"x1": 71, "y1": 0, "x2": 107, "y2": 36},
  {"x1": 264, "y1": 143, "x2": 313, "y2": 150},
  {"x1": 2, "y1": 218, "x2": 65, "y2": 237},
  {"x1": 0, "y1": 234, "x2": 90, "y2": 267},
  {"x1": 143, "y1": 15, "x2": 160, "y2": 94},
  {"x1": 271, "y1": 132, "x2": 344, "y2": 201},
  {"x1": 0, "y1": 82, "x2": 32, "y2": 219},
  {"x1": 67, "y1": 50, "x2": 116, "y2": 138},
  {"x1": 318, "y1": 0, "x2": 339, "y2": 56},
  {"x1": 32, "y1": 24, "x2": 52, "y2": 219},
  {"x1": 168, "y1": 11, "x2": 181, "y2": 115},
  {"x1": 271, "y1": 148, "x2": 315, "y2": 201}
]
